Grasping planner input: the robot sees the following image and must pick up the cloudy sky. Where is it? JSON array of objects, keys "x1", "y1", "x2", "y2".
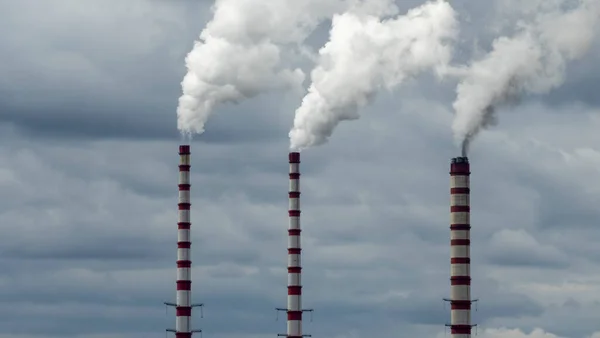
[{"x1": 0, "y1": 0, "x2": 599, "y2": 338}]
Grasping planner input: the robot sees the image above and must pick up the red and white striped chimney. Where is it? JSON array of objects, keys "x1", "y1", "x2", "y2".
[
  {"x1": 176, "y1": 144, "x2": 193, "y2": 337},
  {"x1": 165, "y1": 145, "x2": 202, "y2": 337},
  {"x1": 287, "y1": 151, "x2": 303, "y2": 338},
  {"x1": 277, "y1": 152, "x2": 312, "y2": 337},
  {"x1": 448, "y1": 156, "x2": 473, "y2": 338}
]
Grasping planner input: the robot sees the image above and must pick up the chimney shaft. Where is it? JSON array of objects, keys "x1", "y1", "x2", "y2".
[
  {"x1": 176, "y1": 145, "x2": 193, "y2": 338},
  {"x1": 449, "y1": 156, "x2": 472, "y2": 338},
  {"x1": 287, "y1": 152, "x2": 303, "y2": 338}
]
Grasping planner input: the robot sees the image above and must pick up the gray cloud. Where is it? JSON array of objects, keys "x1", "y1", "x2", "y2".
[
  {"x1": 485, "y1": 229, "x2": 570, "y2": 268},
  {"x1": 542, "y1": 43, "x2": 600, "y2": 108},
  {"x1": 0, "y1": 0, "x2": 600, "y2": 338}
]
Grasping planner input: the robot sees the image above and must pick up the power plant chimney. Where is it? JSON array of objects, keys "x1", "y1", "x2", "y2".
[
  {"x1": 165, "y1": 144, "x2": 204, "y2": 338},
  {"x1": 445, "y1": 156, "x2": 477, "y2": 338},
  {"x1": 277, "y1": 152, "x2": 313, "y2": 338}
]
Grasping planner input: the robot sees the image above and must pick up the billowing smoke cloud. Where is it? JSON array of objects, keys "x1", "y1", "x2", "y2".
[
  {"x1": 176, "y1": 0, "x2": 334, "y2": 136},
  {"x1": 452, "y1": 0, "x2": 600, "y2": 156},
  {"x1": 288, "y1": 0, "x2": 459, "y2": 151},
  {"x1": 176, "y1": 0, "x2": 398, "y2": 138}
]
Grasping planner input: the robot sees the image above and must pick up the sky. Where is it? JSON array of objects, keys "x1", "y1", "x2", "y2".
[{"x1": 0, "y1": 0, "x2": 599, "y2": 338}]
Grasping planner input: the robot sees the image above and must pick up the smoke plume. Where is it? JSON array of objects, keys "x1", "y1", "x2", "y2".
[
  {"x1": 176, "y1": 0, "x2": 350, "y2": 137},
  {"x1": 452, "y1": 0, "x2": 600, "y2": 155},
  {"x1": 289, "y1": 0, "x2": 459, "y2": 151}
]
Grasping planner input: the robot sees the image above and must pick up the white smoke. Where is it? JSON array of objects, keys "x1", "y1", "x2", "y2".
[
  {"x1": 176, "y1": 0, "x2": 396, "y2": 137},
  {"x1": 452, "y1": 0, "x2": 600, "y2": 156},
  {"x1": 288, "y1": 0, "x2": 459, "y2": 151}
]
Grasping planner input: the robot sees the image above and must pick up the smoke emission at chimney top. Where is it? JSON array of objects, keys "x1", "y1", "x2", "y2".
[
  {"x1": 175, "y1": 0, "x2": 361, "y2": 138},
  {"x1": 175, "y1": 0, "x2": 404, "y2": 139},
  {"x1": 451, "y1": 0, "x2": 600, "y2": 155},
  {"x1": 288, "y1": 0, "x2": 459, "y2": 151}
]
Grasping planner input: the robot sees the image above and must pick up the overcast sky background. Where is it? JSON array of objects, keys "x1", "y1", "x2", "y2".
[{"x1": 0, "y1": 0, "x2": 599, "y2": 338}]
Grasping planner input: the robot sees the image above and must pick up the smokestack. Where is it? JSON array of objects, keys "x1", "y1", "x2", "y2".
[
  {"x1": 277, "y1": 152, "x2": 312, "y2": 337},
  {"x1": 165, "y1": 145, "x2": 203, "y2": 338},
  {"x1": 445, "y1": 156, "x2": 475, "y2": 337}
]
